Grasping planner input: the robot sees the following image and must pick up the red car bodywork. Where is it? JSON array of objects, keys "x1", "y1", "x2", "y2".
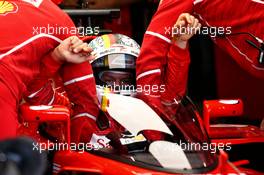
[
  {"x1": 203, "y1": 99, "x2": 264, "y2": 145},
  {"x1": 17, "y1": 98, "x2": 263, "y2": 175}
]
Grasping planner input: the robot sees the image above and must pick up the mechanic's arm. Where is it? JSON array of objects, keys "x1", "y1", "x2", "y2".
[
  {"x1": 136, "y1": 0, "x2": 193, "y2": 97},
  {"x1": 161, "y1": 13, "x2": 201, "y2": 102},
  {"x1": 24, "y1": 36, "x2": 94, "y2": 105}
]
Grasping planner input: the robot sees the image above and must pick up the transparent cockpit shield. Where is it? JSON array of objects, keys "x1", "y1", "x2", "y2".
[{"x1": 91, "y1": 94, "x2": 218, "y2": 173}]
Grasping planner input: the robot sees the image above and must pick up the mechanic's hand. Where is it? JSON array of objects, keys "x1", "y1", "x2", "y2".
[
  {"x1": 52, "y1": 36, "x2": 95, "y2": 64},
  {"x1": 172, "y1": 13, "x2": 201, "y2": 48}
]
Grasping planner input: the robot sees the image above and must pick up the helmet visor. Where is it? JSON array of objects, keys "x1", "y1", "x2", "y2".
[{"x1": 99, "y1": 70, "x2": 135, "y2": 87}]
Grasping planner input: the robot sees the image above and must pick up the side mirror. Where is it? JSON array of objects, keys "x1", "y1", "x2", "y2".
[{"x1": 19, "y1": 104, "x2": 71, "y2": 145}]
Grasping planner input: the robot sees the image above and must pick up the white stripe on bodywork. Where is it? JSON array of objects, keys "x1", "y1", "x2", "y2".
[
  {"x1": 72, "y1": 113, "x2": 97, "y2": 121},
  {"x1": 0, "y1": 33, "x2": 62, "y2": 60},
  {"x1": 145, "y1": 31, "x2": 171, "y2": 44},
  {"x1": 64, "y1": 74, "x2": 94, "y2": 86},
  {"x1": 136, "y1": 69, "x2": 161, "y2": 80}
]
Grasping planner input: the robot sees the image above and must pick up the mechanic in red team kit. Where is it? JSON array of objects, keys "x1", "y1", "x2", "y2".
[
  {"x1": 137, "y1": 0, "x2": 264, "y2": 103},
  {"x1": 0, "y1": 0, "x2": 99, "y2": 140}
]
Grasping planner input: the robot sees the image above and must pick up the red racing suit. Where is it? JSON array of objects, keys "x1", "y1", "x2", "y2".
[
  {"x1": 136, "y1": 0, "x2": 264, "y2": 102},
  {"x1": 0, "y1": 0, "x2": 98, "y2": 140}
]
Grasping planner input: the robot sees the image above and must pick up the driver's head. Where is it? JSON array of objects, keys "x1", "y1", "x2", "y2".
[{"x1": 89, "y1": 34, "x2": 140, "y2": 95}]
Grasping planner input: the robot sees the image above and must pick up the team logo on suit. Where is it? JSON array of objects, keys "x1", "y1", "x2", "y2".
[{"x1": 0, "y1": 1, "x2": 18, "y2": 16}]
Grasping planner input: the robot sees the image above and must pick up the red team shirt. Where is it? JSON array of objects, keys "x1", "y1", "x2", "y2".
[
  {"x1": 0, "y1": 0, "x2": 73, "y2": 99},
  {"x1": 0, "y1": 0, "x2": 98, "y2": 140},
  {"x1": 136, "y1": 0, "x2": 264, "y2": 102}
]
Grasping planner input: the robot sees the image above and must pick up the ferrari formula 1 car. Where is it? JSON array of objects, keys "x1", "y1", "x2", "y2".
[{"x1": 17, "y1": 92, "x2": 263, "y2": 175}]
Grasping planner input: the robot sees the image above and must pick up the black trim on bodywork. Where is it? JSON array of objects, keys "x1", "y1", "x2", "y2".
[{"x1": 90, "y1": 150, "x2": 219, "y2": 174}]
